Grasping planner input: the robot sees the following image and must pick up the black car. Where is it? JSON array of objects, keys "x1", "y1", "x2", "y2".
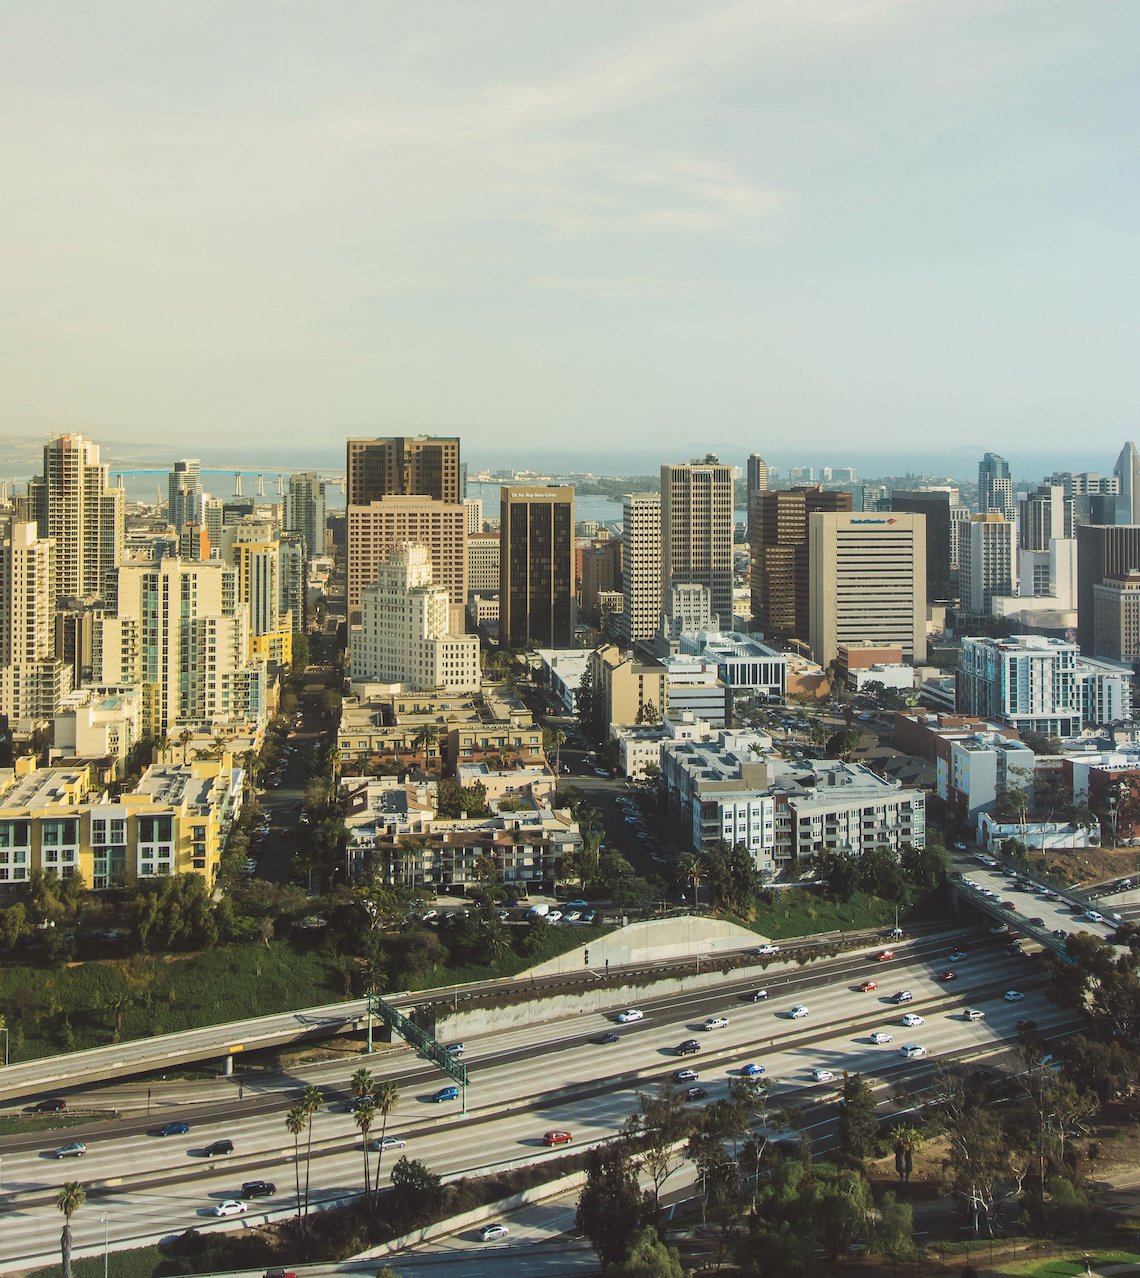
[
  {"x1": 30, "y1": 1098, "x2": 66, "y2": 1113},
  {"x1": 597, "y1": 1032, "x2": 621, "y2": 1044},
  {"x1": 204, "y1": 1139, "x2": 234, "y2": 1156},
  {"x1": 674, "y1": 1039, "x2": 701, "y2": 1056},
  {"x1": 684, "y1": 1087, "x2": 709, "y2": 1101},
  {"x1": 242, "y1": 1181, "x2": 276, "y2": 1199},
  {"x1": 1016, "y1": 1019, "x2": 1039, "y2": 1032}
]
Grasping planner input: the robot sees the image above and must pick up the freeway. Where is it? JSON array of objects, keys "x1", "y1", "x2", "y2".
[{"x1": 1, "y1": 926, "x2": 1072, "y2": 1269}]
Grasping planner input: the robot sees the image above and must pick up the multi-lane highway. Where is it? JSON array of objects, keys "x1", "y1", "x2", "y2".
[{"x1": 1, "y1": 926, "x2": 1075, "y2": 1270}]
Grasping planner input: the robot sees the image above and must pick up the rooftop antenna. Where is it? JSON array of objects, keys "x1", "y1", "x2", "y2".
[{"x1": 234, "y1": 472, "x2": 242, "y2": 497}]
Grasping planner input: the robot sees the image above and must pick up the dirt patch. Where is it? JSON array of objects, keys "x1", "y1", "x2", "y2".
[
  {"x1": 1041, "y1": 848, "x2": 1139, "y2": 887},
  {"x1": 162, "y1": 951, "x2": 201, "y2": 963}
]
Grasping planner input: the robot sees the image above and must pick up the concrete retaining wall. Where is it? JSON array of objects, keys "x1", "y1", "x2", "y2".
[{"x1": 525, "y1": 915, "x2": 767, "y2": 975}]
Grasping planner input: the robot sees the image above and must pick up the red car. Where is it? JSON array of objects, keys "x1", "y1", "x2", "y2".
[
  {"x1": 543, "y1": 1131, "x2": 573, "y2": 1147},
  {"x1": 937, "y1": 971, "x2": 957, "y2": 982},
  {"x1": 858, "y1": 979, "x2": 878, "y2": 992},
  {"x1": 877, "y1": 950, "x2": 895, "y2": 962}
]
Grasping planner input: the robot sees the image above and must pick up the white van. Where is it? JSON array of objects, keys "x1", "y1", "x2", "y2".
[{"x1": 527, "y1": 903, "x2": 550, "y2": 917}]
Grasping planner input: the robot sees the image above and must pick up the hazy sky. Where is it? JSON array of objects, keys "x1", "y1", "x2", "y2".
[{"x1": 2, "y1": 1, "x2": 1138, "y2": 472}]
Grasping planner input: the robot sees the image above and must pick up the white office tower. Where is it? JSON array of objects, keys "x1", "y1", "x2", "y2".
[
  {"x1": 960, "y1": 514, "x2": 1016, "y2": 615},
  {"x1": 96, "y1": 558, "x2": 265, "y2": 737},
  {"x1": 663, "y1": 583, "x2": 717, "y2": 639},
  {"x1": 284, "y1": 472, "x2": 326, "y2": 558},
  {"x1": 168, "y1": 459, "x2": 203, "y2": 530},
  {"x1": 1019, "y1": 485, "x2": 1070, "y2": 551},
  {"x1": 351, "y1": 542, "x2": 479, "y2": 691},
  {"x1": 38, "y1": 433, "x2": 125, "y2": 603},
  {"x1": 0, "y1": 521, "x2": 73, "y2": 724},
  {"x1": 203, "y1": 499, "x2": 224, "y2": 556},
  {"x1": 621, "y1": 492, "x2": 661, "y2": 645},
  {"x1": 1018, "y1": 538, "x2": 1076, "y2": 607},
  {"x1": 1115, "y1": 442, "x2": 1140, "y2": 525},
  {"x1": 463, "y1": 497, "x2": 484, "y2": 535}
]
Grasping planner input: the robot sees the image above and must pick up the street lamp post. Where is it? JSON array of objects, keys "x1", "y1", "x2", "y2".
[{"x1": 101, "y1": 1214, "x2": 110, "y2": 1278}]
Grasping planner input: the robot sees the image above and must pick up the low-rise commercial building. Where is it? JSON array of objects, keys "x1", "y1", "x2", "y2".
[
  {"x1": 611, "y1": 711, "x2": 718, "y2": 779},
  {"x1": 677, "y1": 631, "x2": 788, "y2": 700},
  {"x1": 53, "y1": 684, "x2": 142, "y2": 776},
  {"x1": 943, "y1": 732, "x2": 1036, "y2": 822}
]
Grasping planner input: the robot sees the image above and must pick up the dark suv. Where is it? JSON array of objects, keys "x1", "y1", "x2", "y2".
[
  {"x1": 242, "y1": 1181, "x2": 276, "y2": 1199},
  {"x1": 204, "y1": 1139, "x2": 234, "y2": 1157},
  {"x1": 674, "y1": 1039, "x2": 701, "y2": 1056}
]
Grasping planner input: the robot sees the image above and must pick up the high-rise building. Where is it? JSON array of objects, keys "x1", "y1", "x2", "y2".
[
  {"x1": 284, "y1": 472, "x2": 326, "y2": 559},
  {"x1": 958, "y1": 635, "x2": 1081, "y2": 735},
  {"x1": 178, "y1": 524, "x2": 210, "y2": 562},
  {"x1": 960, "y1": 514, "x2": 1016, "y2": 616},
  {"x1": 751, "y1": 486, "x2": 852, "y2": 643},
  {"x1": 979, "y1": 452, "x2": 1014, "y2": 519},
  {"x1": 1075, "y1": 524, "x2": 1140, "y2": 653},
  {"x1": 350, "y1": 543, "x2": 479, "y2": 691},
  {"x1": 807, "y1": 511, "x2": 926, "y2": 667},
  {"x1": 620, "y1": 493, "x2": 661, "y2": 647},
  {"x1": 1116, "y1": 443, "x2": 1140, "y2": 526},
  {"x1": 467, "y1": 531, "x2": 500, "y2": 594},
  {"x1": 223, "y1": 525, "x2": 291, "y2": 664},
  {"x1": 949, "y1": 503, "x2": 971, "y2": 579},
  {"x1": 580, "y1": 543, "x2": 620, "y2": 623},
  {"x1": 463, "y1": 497, "x2": 484, "y2": 535},
  {"x1": 168, "y1": 460, "x2": 202, "y2": 531},
  {"x1": 661, "y1": 458, "x2": 735, "y2": 631},
  {"x1": 203, "y1": 498, "x2": 224, "y2": 555},
  {"x1": 346, "y1": 435, "x2": 462, "y2": 506},
  {"x1": 891, "y1": 490, "x2": 953, "y2": 600},
  {"x1": 0, "y1": 521, "x2": 73, "y2": 723},
  {"x1": 788, "y1": 466, "x2": 814, "y2": 484},
  {"x1": 96, "y1": 558, "x2": 265, "y2": 737},
  {"x1": 745, "y1": 456, "x2": 768, "y2": 542},
  {"x1": 279, "y1": 534, "x2": 307, "y2": 634},
  {"x1": 499, "y1": 485, "x2": 575, "y2": 649},
  {"x1": 38, "y1": 434, "x2": 125, "y2": 604},
  {"x1": 1019, "y1": 485, "x2": 1071, "y2": 550},
  {"x1": 1048, "y1": 471, "x2": 1119, "y2": 497},
  {"x1": 1093, "y1": 572, "x2": 1140, "y2": 664},
  {"x1": 347, "y1": 497, "x2": 467, "y2": 626}
]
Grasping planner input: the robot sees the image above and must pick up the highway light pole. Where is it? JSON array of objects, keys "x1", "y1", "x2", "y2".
[{"x1": 101, "y1": 1214, "x2": 109, "y2": 1278}]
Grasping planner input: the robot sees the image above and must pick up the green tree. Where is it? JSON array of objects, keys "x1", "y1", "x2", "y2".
[
  {"x1": 459, "y1": 781, "x2": 489, "y2": 817},
  {"x1": 291, "y1": 630, "x2": 310, "y2": 670},
  {"x1": 814, "y1": 1166, "x2": 869, "y2": 1260},
  {"x1": 818, "y1": 849, "x2": 860, "y2": 902},
  {"x1": 389, "y1": 1156, "x2": 445, "y2": 1223},
  {"x1": 900, "y1": 837, "x2": 949, "y2": 891},
  {"x1": 837, "y1": 1071, "x2": 879, "y2": 1158},
  {"x1": 0, "y1": 902, "x2": 26, "y2": 950},
  {"x1": 622, "y1": 1083, "x2": 695, "y2": 1216},
  {"x1": 874, "y1": 1190, "x2": 914, "y2": 1259},
  {"x1": 826, "y1": 729, "x2": 862, "y2": 761},
  {"x1": 56, "y1": 1181, "x2": 86, "y2": 1278},
  {"x1": 857, "y1": 845, "x2": 907, "y2": 901},
  {"x1": 605, "y1": 1224, "x2": 684, "y2": 1278},
  {"x1": 577, "y1": 1144, "x2": 645, "y2": 1267},
  {"x1": 355, "y1": 1096, "x2": 378, "y2": 1214},
  {"x1": 635, "y1": 700, "x2": 660, "y2": 726}
]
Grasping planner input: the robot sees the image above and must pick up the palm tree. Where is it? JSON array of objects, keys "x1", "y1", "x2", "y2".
[
  {"x1": 354, "y1": 1096, "x2": 378, "y2": 1213},
  {"x1": 178, "y1": 729, "x2": 192, "y2": 765},
  {"x1": 285, "y1": 1104, "x2": 306, "y2": 1229},
  {"x1": 413, "y1": 724, "x2": 437, "y2": 758},
  {"x1": 553, "y1": 729, "x2": 566, "y2": 776},
  {"x1": 688, "y1": 854, "x2": 708, "y2": 908},
  {"x1": 300, "y1": 1084, "x2": 323, "y2": 1218},
  {"x1": 56, "y1": 1181, "x2": 86, "y2": 1278},
  {"x1": 479, "y1": 922, "x2": 512, "y2": 964},
  {"x1": 350, "y1": 1066, "x2": 375, "y2": 1101},
  {"x1": 372, "y1": 1079, "x2": 400, "y2": 1192}
]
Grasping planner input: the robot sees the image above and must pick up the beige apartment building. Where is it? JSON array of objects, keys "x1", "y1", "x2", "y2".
[{"x1": 661, "y1": 458, "x2": 734, "y2": 630}]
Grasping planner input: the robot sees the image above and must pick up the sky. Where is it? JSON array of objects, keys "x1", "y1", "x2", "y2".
[{"x1": 1, "y1": 1, "x2": 1138, "y2": 476}]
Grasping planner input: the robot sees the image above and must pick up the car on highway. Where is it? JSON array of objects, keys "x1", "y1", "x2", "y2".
[
  {"x1": 876, "y1": 950, "x2": 895, "y2": 961},
  {"x1": 1086, "y1": 910, "x2": 1105, "y2": 923},
  {"x1": 372, "y1": 1136, "x2": 407, "y2": 1151},
  {"x1": 741, "y1": 1063, "x2": 766, "y2": 1077},
  {"x1": 684, "y1": 1087, "x2": 709, "y2": 1101},
  {"x1": 812, "y1": 1069, "x2": 836, "y2": 1083},
  {"x1": 891, "y1": 991, "x2": 913, "y2": 1003},
  {"x1": 30, "y1": 1098, "x2": 66, "y2": 1112},
  {"x1": 52, "y1": 1142, "x2": 86, "y2": 1159},
  {"x1": 789, "y1": 1005, "x2": 809, "y2": 1018},
  {"x1": 900, "y1": 1044, "x2": 927, "y2": 1059},
  {"x1": 990, "y1": 924, "x2": 1008, "y2": 935},
  {"x1": 1029, "y1": 917, "x2": 1046, "y2": 927},
  {"x1": 702, "y1": 1016, "x2": 729, "y2": 1031},
  {"x1": 597, "y1": 1032, "x2": 621, "y2": 1044},
  {"x1": 901, "y1": 1013, "x2": 925, "y2": 1027},
  {"x1": 749, "y1": 989, "x2": 768, "y2": 1001},
  {"x1": 157, "y1": 1122, "x2": 190, "y2": 1136},
  {"x1": 673, "y1": 1068, "x2": 700, "y2": 1083},
  {"x1": 937, "y1": 971, "x2": 957, "y2": 982},
  {"x1": 204, "y1": 1139, "x2": 235, "y2": 1156},
  {"x1": 480, "y1": 1223, "x2": 509, "y2": 1242},
  {"x1": 543, "y1": 1130, "x2": 573, "y2": 1146},
  {"x1": 213, "y1": 1200, "x2": 247, "y2": 1218},
  {"x1": 869, "y1": 1032, "x2": 893, "y2": 1044},
  {"x1": 1001, "y1": 901, "x2": 1017, "y2": 911},
  {"x1": 1017, "y1": 1019, "x2": 1039, "y2": 1031},
  {"x1": 675, "y1": 1039, "x2": 701, "y2": 1055},
  {"x1": 1054, "y1": 929, "x2": 1069, "y2": 939},
  {"x1": 756, "y1": 944, "x2": 779, "y2": 955},
  {"x1": 858, "y1": 979, "x2": 878, "y2": 992},
  {"x1": 617, "y1": 1009, "x2": 644, "y2": 1023},
  {"x1": 1005, "y1": 991, "x2": 1025, "y2": 1002},
  {"x1": 241, "y1": 1181, "x2": 276, "y2": 1198},
  {"x1": 430, "y1": 1087, "x2": 460, "y2": 1103},
  {"x1": 445, "y1": 1043, "x2": 465, "y2": 1057},
  {"x1": 948, "y1": 951, "x2": 967, "y2": 962},
  {"x1": 964, "y1": 1009, "x2": 986, "y2": 1021},
  {"x1": 954, "y1": 842, "x2": 968, "y2": 851}
]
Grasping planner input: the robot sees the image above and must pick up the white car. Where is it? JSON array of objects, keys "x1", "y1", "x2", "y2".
[
  {"x1": 372, "y1": 1135, "x2": 407, "y2": 1150},
  {"x1": 1085, "y1": 910, "x2": 1105, "y2": 923},
  {"x1": 901, "y1": 1013, "x2": 925, "y2": 1027},
  {"x1": 213, "y1": 1200, "x2": 248, "y2": 1217},
  {"x1": 756, "y1": 944, "x2": 779, "y2": 955},
  {"x1": 899, "y1": 1044, "x2": 927, "y2": 1059},
  {"x1": 964, "y1": 1009, "x2": 985, "y2": 1021},
  {"x1": 812, "y1": 1069, "x2": 835, "y2": 1082},
  {"x1": 480, "y1": 1223, "x2": 509, "y2": 1241},
  {"x1": 617, "y1": 1009, "x2": 644, "y2": 1023},
  {"x1": 789, "y1": 1005, "x2": 809, "y2": 1019},
  {"x1": 702, "y1": 1016, "x2": 729, "y2": 1031},
  {"x1": 546, "y1": 911, "x2": 563, "y2": 923},
  {"x1": 869, "y1": 1031, "x2": 893, "y2": 1044},
  {"x1": 1004, "y1": 990, "x2": 1025, "y2": 1002}
]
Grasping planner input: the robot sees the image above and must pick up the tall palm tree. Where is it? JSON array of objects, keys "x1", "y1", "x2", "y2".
[
  {"x1": 178, "y1": 729, "x2": 192, "y2": 766},
  {"x1": 56, "y1": 1181, "x2": 86, "y2": 1278},
  {"x1": 553, "y1": 729, "x2": 566, "y2": 776},
  {"x1": 350, "y1": 1066, "x2": 375, "y2": 1101},
  {"x1": 354, "y1": 1096, "x2": 378, "y2": 1213},
  {"x1": 372, "y1": 1079, "x2": 400, "y2": 1192},
  {"x1": 285, "y1": 1104, "x2": 306, "y2": 1229},
  {"x1": 413, "y1": 724, "x2": 437, "y2": 757},
  {"x1": 300, "y1": 1084, "x2": 323, "y2": 1219},
  {"x1": 688, "y1": 855, "x2": 708, "y2": 908}
]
